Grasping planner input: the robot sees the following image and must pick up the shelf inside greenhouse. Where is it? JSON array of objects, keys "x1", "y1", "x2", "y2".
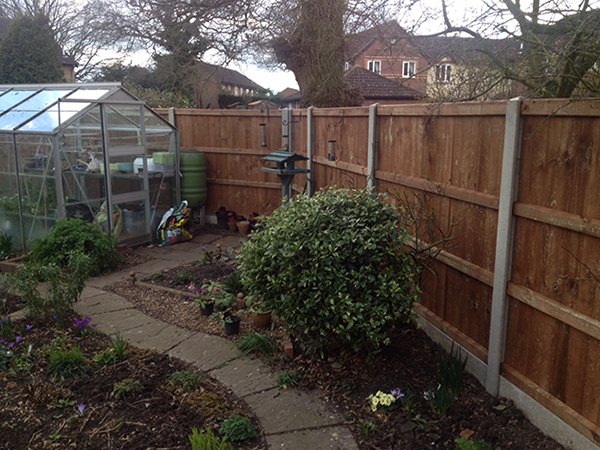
[{"x1": 0, "y1": 83, "x2": 180, "y2": 252}]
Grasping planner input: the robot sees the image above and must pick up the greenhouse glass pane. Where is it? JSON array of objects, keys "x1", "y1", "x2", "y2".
[
  {"x1": 0, "y1": 89, "x2": 72, "y2": 130},
  {"x1": 0, "y1": 90, "x2": 35, "y2": 113},
  {"x1": 19, "y1": 101, "x2": 90, "y2": 132},
  {"x1": 66, "y1": 89, "x2": 110, "y2": 100}
]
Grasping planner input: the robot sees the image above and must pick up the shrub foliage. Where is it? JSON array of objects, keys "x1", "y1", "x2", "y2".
[
  {"x1": 26, "y1": 218, "x2": 122, "y2": 275},
  {"x1": 238, "y1": 188, "x2": 419, "y2": 354}
]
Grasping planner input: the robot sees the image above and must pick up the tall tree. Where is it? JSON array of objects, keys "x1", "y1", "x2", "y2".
[
  {"x1": 0, "y1": 14, "x2": 64, "y2": 83},
  {"x1": 436, "y1": 0, "x2": 600, "y2": 98}
]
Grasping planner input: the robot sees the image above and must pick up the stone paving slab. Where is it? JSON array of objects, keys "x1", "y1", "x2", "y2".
[
  {"x1": 266, "y1": 426, "x2": 359, "y2": 450},
  {"x1": 191, "y1": 233, "x2": 225, "y2": 245},
  {"x1": 212, "y1": 235, "x2": 248, "y2": 250},
  {"x1": 149, "y1": 249, "x2": 202, "y2": 264},
  {"x1": 87, "y1": 308, "x2": 155, "y2": 333},
  {"x1": 86, "y1": 271, "x2": 131, "y2": 288},
  {"x1": 210, "y1": 357, "x2": 278, "y2": 397},
  {"x1": 126, "y1": 324, "x2": 197, "y2": 352},
  {"x1": 74, "y1": 293, "x2": 134, "y2": 316},
  {"x1": 120, "y1": 319, "x2": 171, "y2": 346},
  {"x1": 244, "y1": 389, "x2": 342, "y2": 435},
  {"x1": 168, "y1": 333, "x2": 242, "y2": 371},
  {"x1": 79, "y1": 286, "x2": 106, "y2": 300},
  {"x1": 129, "y1": 258, "x2": 183, "y2": 277}
]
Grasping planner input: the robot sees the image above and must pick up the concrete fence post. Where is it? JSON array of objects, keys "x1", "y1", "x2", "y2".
[
  {"x1": 486, "y1": 97, "x2": 523, "y2": 396},
  {"x1": 367, "y1": 103, "x2": 379, "y2": 193},
  {"x1": 307, "y1": 107, "x2": 315, "y2": 197}
]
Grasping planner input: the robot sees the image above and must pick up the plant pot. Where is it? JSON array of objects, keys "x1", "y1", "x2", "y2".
[
  {"x1": 237, "y1": 220, "x2": 250, "y2": 235},
  {"x1": 224, "y1": 316, "x2": 241, "y2": 335},
  {"x1": 252, "y1": 311, "x2": 272, "y2": 328},
  {"x1": 199, "y1": 302, "x2": 214, "y2": 316},
  {"x1": 228, "y1": 222, "x2": 238, "y2": 232}
]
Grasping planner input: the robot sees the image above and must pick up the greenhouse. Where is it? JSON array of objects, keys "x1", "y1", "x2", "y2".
[{"x1": 0, "y1": 83, "x2": 180, "y2": 252}]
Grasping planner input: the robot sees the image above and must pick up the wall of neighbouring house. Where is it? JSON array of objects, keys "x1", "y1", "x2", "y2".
[
  {"x1": 352, "y1": 38, "x2": 428, "y2": 93},
  {"x1": 157, "y1": 100, "x2": 600, "y2": 450}
]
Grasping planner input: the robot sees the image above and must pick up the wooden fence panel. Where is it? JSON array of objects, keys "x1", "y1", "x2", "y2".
[{"x1": 502, "y1": 101, "x2": 600, "y2": 442}]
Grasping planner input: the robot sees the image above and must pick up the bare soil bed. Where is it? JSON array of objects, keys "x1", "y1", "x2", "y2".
[
  {"x1": 0, "y1": 289, "x2": 266, "y2": 449},
  {"x1": 106, "y1": 257, "x2": 567, "y2": 450}
]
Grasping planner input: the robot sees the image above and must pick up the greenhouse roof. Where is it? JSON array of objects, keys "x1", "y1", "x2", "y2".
[{"x1": 0, "y1": 83, "x2": 169, "y2": 135}]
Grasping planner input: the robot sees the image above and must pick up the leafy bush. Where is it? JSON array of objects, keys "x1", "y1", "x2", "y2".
[
  {"x1": 218, "y1": 415, "x2": 258, "y2": 442},
  {"x1": 26, "y1": 218, "x2": 122, "y2": 275},
  {"x1": 189, "y1": 428, "x2": 233, "y2": 450},
  {"x1": 7, "y1": 252, "x2": 91, "y2": 323},
  {"x1": 238, "y1": 188, "x2": 419, "y2": 355}
]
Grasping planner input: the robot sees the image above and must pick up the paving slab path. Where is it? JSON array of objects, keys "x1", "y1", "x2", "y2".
[{"x1": 74, "y1": 233, "x2": 359, "y2": 450}]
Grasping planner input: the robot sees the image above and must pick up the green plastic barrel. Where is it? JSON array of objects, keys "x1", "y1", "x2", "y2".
[{"x1": 180, "y1": 151, "x2": 207, "y2": 208}]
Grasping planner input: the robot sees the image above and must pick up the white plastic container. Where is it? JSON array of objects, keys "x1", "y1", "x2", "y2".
[{"x1": 133, "y1": 157, "x2": 155, "y2": 173}]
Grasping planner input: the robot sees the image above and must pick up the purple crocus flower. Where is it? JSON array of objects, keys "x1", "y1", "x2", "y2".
[
  {"x1": 78, "y1": 404, "x2": 86, "y2": 415},
  {"x1": 25, "y1": 324, "x2": 33, "y2": 332},
  {"x1": 390, "y1": 389, "x2": 404, "y2": 400},
  {"x1": 15, "y1": 336, "x2": 22, "y2": 344},
  {"x1": 8, "y1": 342, "x2": 14, "y2": 349},
  {"x1": 0, "y1": 337, "x2": 6, "y2": 343},
  {"x1": 82, "y1": 317, "x2": 91, "y2": 326},
  {"x1": 91, "y1": 324, "x2": 97, "y2": 329}
]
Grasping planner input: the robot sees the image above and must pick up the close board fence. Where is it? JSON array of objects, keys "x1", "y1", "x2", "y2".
[{"x1": 156, "y1": 98, "x2": 600, "y2": 448}]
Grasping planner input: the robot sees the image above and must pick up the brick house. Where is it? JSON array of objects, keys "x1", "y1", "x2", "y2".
[
  {"x1": 196, "y1": 62, "x2": 263, "y2": 109},
  {"x1": 344, "y1": 66, "x2": 421, "y2": 105}
]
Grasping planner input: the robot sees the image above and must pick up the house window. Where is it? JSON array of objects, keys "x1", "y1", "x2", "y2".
[
  {"x1": 367, "y1": 60, "x2": 381, "y2": 74},
  {"x1": 435, "y1": 64, "x2": 452, "y2": 82},
  {"x1": 403, "y1": 61, "x2": 416, "y2": 78},
  {"x1": 345, "y1": 62, "x2": 350, "y2": 71},
  {"x1": 234, "y1": 87, "x2": 239, "y2": 95}
]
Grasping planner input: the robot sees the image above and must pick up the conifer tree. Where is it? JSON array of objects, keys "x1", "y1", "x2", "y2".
[{"x1": 0, "y1": 14, "x2": 64, "y2": 84}]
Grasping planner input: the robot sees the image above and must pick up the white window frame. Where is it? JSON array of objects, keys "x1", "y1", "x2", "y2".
[
  {"x1": 367, "y1": 60, "x2": 381, "y2": 74},
  {"x1": 435, "y1": 64, "x2": 452, "y2": 83},
  {"x1": 345, "y1": 62, "x2": 350, "y2": 71},
  {"x1": 403, "y1": 61, "x2": 416, "y2": 78},
  {"x1": 234, "y1": 86, "x2": 239, "y2": 95}
]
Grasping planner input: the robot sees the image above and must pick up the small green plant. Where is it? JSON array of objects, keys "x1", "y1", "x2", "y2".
[
  {"x1": 189, "y1": 428, "x2": 233, "y2": 450},
  {"x1": 224, "y1": 272, "x2": 244, "y2": 296},
  {"x1": 93, "y1": 348, "x2": 118, "y2": 364},
  {"x1": 218, "y1": 415, "x2": 258, "y2": 442},
  {"x1": 399, "y1": 387, "x2": 427, "y2": 428},
  {"x1": 0, "y1": 344, "x2": 13, "y2": 371},
  {"x1": 438, "y1": 343, "x2": 468, "y2": 398},
  {"x1": 169, "y1": 370, "x2": 205, "y2": 392},
  {"x1": 113, "y1": 378, "x2": 142, "y2": 399},
  {"x1": 202, "y1": 280, "x2": 235, "y2": 310},
  {"x1": 1, "y1": 314, "x2": 16, "y2": 341},
  {"x1": 47, "y1": 343, "x2": 89, "y2": 380},
  {"x1": 54, "y1": 398, "x2": 75, "y2": 409},
  {"x1": 277, "y1": 371, "x2": 300, "y2": 389},
  {"x1": 0, "y1": 231, "x2": 15, "y2": 260},
  {"x1": 236, "y1": 332, "x2": 279, "y2": 356},
  {"x1": 175, "y1": 270, "x2": 193, "y2": 285},
  {"x1": 152, "y1": 272, "x2": 165, "y2": 281},
  {"x1": 360, "y1": 420, "x2": 377, "y2": 435},
  {"x1": 455, "y1": 437, "x2": 493, "y2": 450},
  {"x1": 426, "y1": 384, "x2": 453, "y2": 415},
  {"x1": 109, "y1": 332, "x2": 128, "y2": 361},
  {"x1": 6, "y1": 251, "x2": 91, "y2": 324},
  {"x1": 25, "y1": 218, "x2": 122, "y2": 275}
]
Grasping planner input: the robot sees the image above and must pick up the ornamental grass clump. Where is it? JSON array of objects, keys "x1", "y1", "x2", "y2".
[{"x1": 238, "y1": 188, "x2": 419, "y2": 355}]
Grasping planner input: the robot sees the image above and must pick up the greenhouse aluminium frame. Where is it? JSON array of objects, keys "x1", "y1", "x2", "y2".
[{"x1": 0, "y1": 83, "x2": 180, "y2": 251}]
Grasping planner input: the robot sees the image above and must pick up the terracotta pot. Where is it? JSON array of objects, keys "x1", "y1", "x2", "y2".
[
  {"x1": 228, "y1": 222, "x2": 238, "y2": 232},
  {"x1": 252, "y1": 311, "x2": 272, "y2": 328},
  {"x1": 237, "y1": 220, "x2": 250, "y2": 235}
]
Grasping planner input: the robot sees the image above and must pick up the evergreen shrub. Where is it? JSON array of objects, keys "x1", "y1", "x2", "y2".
[{"x1": 238, "y1": 188, "x2": 419, "y2": 355}]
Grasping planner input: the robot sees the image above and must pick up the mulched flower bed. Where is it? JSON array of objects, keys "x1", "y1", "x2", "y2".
[{"x1": 105, "y1": 257, "x2": 568, "y2": 450}]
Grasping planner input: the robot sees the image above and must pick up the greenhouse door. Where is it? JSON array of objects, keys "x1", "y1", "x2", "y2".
[{"x1": 101, "y1": 103, "x2": 151, "y2": 244}]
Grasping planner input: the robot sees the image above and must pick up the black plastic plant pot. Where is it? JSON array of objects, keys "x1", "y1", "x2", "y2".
[
  {"x1": 224, "y1": 316, "x2": 241, "y2": 335},
  {"x1": 200, "y1": 302, "x2": 214, "y2": 316}
]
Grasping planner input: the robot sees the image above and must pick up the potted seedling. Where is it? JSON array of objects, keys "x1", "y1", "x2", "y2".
[
  {"x1": 248, "y1": 299, "x2": 271, "y2": 328},
  {"x1": 219, "y1": 310, "x2": 241, "y2": 335},
  {"x1": 189, "y1": 283, "x2": 214, "y2": 316}
]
